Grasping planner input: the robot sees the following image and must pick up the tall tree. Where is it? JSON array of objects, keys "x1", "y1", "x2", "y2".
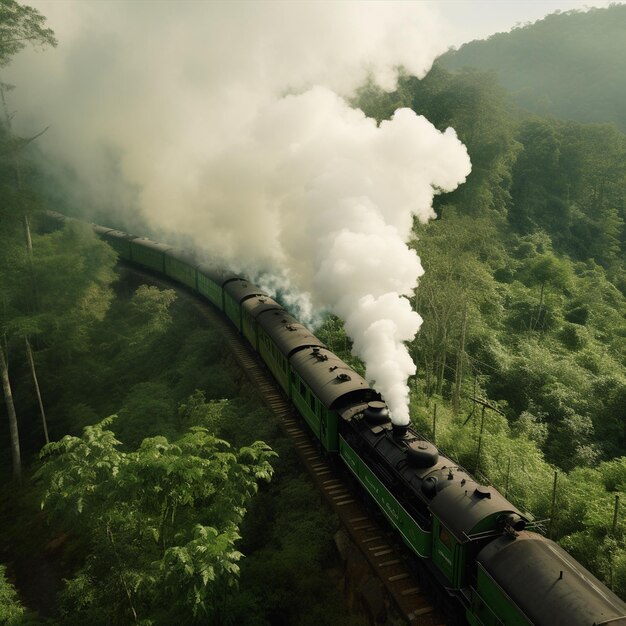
[
  {"x1": 0, "y1": 0, "x2": 55, "y2": 479},
  {"x1": 0, "y1": 0, "x2": 56, "y2": 68}
]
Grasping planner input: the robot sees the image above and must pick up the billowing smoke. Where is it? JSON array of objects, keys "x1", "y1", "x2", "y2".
[{"x1": 5, "y1": 2, "x2": 471, "y2": 424}]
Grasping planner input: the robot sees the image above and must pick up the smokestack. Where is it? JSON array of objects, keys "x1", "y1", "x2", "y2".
[{"x1": 392, "y1": 422, "x2": 409, "y2": 440}]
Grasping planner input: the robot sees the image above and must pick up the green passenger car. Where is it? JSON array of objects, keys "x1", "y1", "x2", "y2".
[
  {"x1": 196, "y1": 264, "x2": 227, "y2": 310},
  {"x1": 290, "y1": 347, "x2": 373, "y2": 453},
  {"x1": 258, "y1": 326, "x2": 291, "y2": 393},
  {"x1": 241, "y1": 296, "x2": 283, "y2": 351},
  {"x1": 130, "y1": 238, "x2": 171, "y2": 272},
  {"x1": 256, "y1": 310, "x2": 325, "y2": 400},
  {"x1": 164, "y1": 250, "x2": 197, "y2": 289},
  {"x1": 223, "y1": 279, "x2": 267, "y2": 332},
  {"x1": 102, "y1": 230, "x2": 135, "y2": 261},
  {"x1": 290, "y1": 369, "x2": 323, "y2": 440},
  {"x1": 467, "y1": 565, "x2": 531, "y2": 626}
]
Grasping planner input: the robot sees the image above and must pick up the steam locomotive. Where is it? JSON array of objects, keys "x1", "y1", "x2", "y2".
[{"x1": 47, "y1": 211, "x2": 626, "y2": 626}]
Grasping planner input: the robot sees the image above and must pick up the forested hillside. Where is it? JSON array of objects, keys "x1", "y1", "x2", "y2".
[
  {"x1": 439, "y1": 4, "x2": 626, "y2": 131},
  {"x1": 2, "y1": 0, "x2": 626, "y2": 619},
  {"x1": 352, "y1": 7, "x2": 626, "y2": 596}
]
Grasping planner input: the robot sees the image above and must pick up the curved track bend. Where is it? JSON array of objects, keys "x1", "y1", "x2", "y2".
[{"x1": 122, "y1": 263, "x2": 446, "y2": 626}]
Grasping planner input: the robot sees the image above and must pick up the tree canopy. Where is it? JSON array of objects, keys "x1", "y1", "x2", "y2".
[
  {"x1": 0, "y1": 0, "x2": 56, "y2": 68},
  {"x1": 439, "y1": 5, "x2": 626, "y2": 132}
]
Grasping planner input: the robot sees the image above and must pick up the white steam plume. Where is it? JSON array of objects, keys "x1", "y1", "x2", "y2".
[{"x1": 5, "y1": 2, "x2": 471, "y2": 424}]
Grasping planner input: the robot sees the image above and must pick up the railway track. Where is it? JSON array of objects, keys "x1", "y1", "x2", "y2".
[{"x1": 122, "y1": 264, "x2": 446, "y2": 626}]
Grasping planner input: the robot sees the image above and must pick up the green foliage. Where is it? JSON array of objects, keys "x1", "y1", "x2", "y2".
[
  {"x1": 178, "y1": 390, "x2": 228, "y2": 433},
  {"x1": 507, "y1": 118, "x2": 626, "y2": 275},
  {"x1": 0, "y1": 0, "x2": 56, "y2": 68},
  {"x1": 36, "y1": 415, "x2": 276, "y2": 624},
  {"x1": 127, "y1": 285, "x2": 176, "y2": 345},
  {"x1": 115, "y1": 382, "x2": 177, "y2": 448},
  {"x1": 0, "y1": 220, "x2": 117, "y2": 387},
  {"x1": 440, "y1": 5, "x2": 626, "y2": 132},
  {"x1": 0, "y1": 565, "x2": 24, "y2": 625},
  {"x1": 353, "y1": 25, "x2": 626, "y2": 595}
]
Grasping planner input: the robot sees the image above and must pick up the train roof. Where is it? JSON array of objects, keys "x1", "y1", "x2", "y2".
[
  {"x1": 132, "y1": 237, "x2": 172, "y2": 253},
  {"x1": 478, "y1": 531, "x2": 626, "y2": 626},
  {"x1": 290, "y1": 346, "x2": 372, "y2": 410},
  {"x1": 224, "y1": 278, "x2": 268, "y2": 303},
  {"x1": 429, "y1": 474, "x2": 525, "y2": 542},
  {"x1": 257, "y1": 309, "x2": 325, "y2": 358},
  {"x1": 165, "y1": 247, "x2": 198, "y2": 267},
  {"x1": 196, "y1": 263, "x2": 241, "y2": 287},
  {"x1": 91, "y1": 224, "x2": 112, "y2": 236},
  {"x1": 102, "y1": 229, "x2": 137, "y2": 242},
  {"x1": 241, "y1": 294, "x2": 284, "y2": 319}
]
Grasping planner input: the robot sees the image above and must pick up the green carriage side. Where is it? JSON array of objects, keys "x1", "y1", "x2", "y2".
[
  {"x1": 290, "y1": 347, "x2": 373, "y2": 452},
  {"x1": 196, "y1": 264, "x2": 233, "y2": 311},
  {"x1": 256, "y1": 310, "x2": 324, "y2": 396},
  {"x1": 164, "y1": 249, "x2": 198, "y2": 290},
  {"x1": 102, "y1": 229, "x2": 136, "y2": 261},
  {"x1": 241, "y1": 295, "x2": 283, "y2": 351},
  {"x1": 130, "y1": 238, "x2": 171, "y2": 272},
  {"x1": 428, "y1": 474, "x2": 527, "y2": 590},
  {"x1": 223, "y1": 279, "x2": 268, "y2": 332},
  {"x1": 468, "y1": 532, "x2": 626, "y2": 626}
]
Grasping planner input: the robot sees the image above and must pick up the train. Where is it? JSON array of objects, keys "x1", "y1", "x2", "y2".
[{"x1": 45, "y1": 211, "x2": 626, "y2": 626}]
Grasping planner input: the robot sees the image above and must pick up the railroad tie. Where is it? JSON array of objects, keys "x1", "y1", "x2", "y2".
[
  {"x1": 373, "y1": 549, "x2": 393, "y2": 557},
  {"x1": 400, "y1": 587, "x2": 421, "y2": 596},
  {"x1": 408, "y1": 606, "x2": 434, "y2": 618},
  {"x1": 325, "y1": 484, "x2": 346, "y2": 492},
  {"x1": 388, "y1": 573, "x2": 410, "y2": 582}
]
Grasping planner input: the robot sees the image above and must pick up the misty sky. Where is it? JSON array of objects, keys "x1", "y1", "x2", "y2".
[
  {"x1": 435, "y1": 0, "x2": 621, "y2": 46},
  {"x1": 26, "y1": 0, "x2": 625, "y2": 51}
]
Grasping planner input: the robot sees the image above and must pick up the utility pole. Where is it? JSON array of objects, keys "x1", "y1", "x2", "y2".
[
  {"x1": 467, "y1": 396, "x2": 505, "y2": 474},
  {"x1": 452, "y1": 302, "x2": 467, "y2": 414}
]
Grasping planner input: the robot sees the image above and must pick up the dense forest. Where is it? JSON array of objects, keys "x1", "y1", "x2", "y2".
[
  {"x1": 440, "y1": 4, "x2": 626, "y2": 132},
  {"x1": 1, "y1": 0, "x2": 626, "y2": 623},
  {"x1": 351, "y1": 4, "x2": 626, "y2": 600}
]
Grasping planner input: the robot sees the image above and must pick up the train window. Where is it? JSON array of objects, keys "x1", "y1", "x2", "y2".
[
  {"x1": 309, "y1": 393, "x2": 316, "y2": 413},
  {"x1": 439, "y1": 524, "x2": 454, "y2": 551},
  {"x1": 300, "y1": 381, "x2": 306, "y2": 397}
]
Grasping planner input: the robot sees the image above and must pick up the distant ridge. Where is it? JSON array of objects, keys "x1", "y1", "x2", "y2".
[{"x1": 439, "y1": 4, "x2": 626, "y2": 131}]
